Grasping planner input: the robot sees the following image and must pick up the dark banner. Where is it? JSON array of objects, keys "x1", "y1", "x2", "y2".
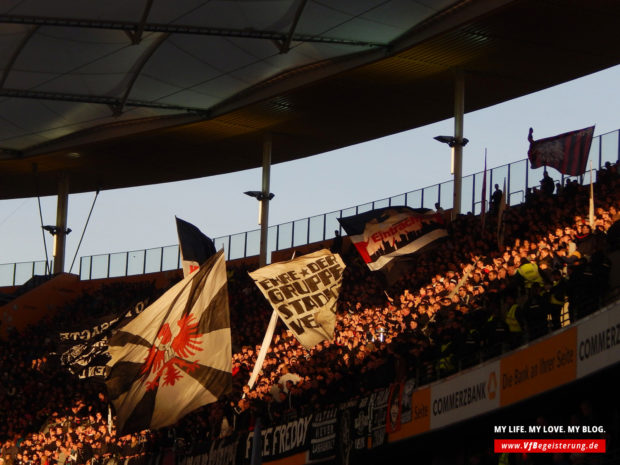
[
  {"x1": 309, "y1": 407, "x2": 338, "y2": 460},
  {"x1": 57, "y1": 299, "x2": 149, "y2": 379},
  {"x1": 243, "y1": 414, "x2": 313, "y2": 462},
  {"x1": 350, "y1": 394, "x2": 371, "y2": 457},
  {"x1": 177, "y1": 436, "x2": 241, "y2": 465},
  {"x1": 369, "y1": 388, "x2": 390, "y2": 448}
]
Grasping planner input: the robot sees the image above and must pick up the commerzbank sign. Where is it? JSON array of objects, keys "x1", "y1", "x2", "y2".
[{"x1": 430, "y1": 361, "x2": 500, "y2": 429}]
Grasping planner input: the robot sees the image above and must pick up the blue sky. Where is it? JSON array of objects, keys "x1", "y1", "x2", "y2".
[{"x1": 1, "y1": 64, "x2": 619, "y2": 270}]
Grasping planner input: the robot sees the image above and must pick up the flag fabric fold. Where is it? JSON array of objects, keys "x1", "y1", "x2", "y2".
[
  {"x1": 248, "y1": 249, "x2": 345, "y2": 350},
  {"x1": 527, "y1": 126, "x2": 594, "y2": 176},
  {"x1": 106, "y1": 250, "x2": 231, "y2": 433},
  {"x1": 176, "y1": 217, "x2": 216, "y2": 277},
  {"x1": 338, "y1": 206, "x2": 447, "y2": 271}
]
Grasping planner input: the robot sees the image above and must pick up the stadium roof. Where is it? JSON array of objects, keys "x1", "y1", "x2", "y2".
[{"x1": 1, "y1": 0, "x2": 619, "y2": 200}]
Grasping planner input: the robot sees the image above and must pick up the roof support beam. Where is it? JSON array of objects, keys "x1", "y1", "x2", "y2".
[
  {"x1": 112, "y1": 33, "x2": 170, "y2": 116},
  {"x1": 129, "y1": 0, "x2": 155, "y2": 44},
  {"x1": 0, "y1": 88, "x2": 209, "y2": 113},
  {"x1": 0, "y1": 14, "x2": 386, "y2": 48},
  {"x1": 0, "y1": 25, "x2": 39, "y2": 88},
  {"x1": 279, "y1": 0, "x2": 308, "y2": 54}
]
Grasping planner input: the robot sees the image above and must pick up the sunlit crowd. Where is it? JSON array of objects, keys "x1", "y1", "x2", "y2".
[{"x1": 1, "y1": 161, "x2": 619, "y2": 465}]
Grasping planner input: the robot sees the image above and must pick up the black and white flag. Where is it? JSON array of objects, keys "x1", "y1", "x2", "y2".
[
  {"x1": 338, "y1": 206, "x2": 447, "y2": 271},
  {"x1": 176, "y1": 216, "x2": 216, "y2": 277},
  {"x1": 106, "y1": 250, "x2": 232, "y2": 433}
]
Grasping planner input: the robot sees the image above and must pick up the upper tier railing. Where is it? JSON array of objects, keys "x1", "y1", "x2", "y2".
[{"x1": 1, "y1": 129, "x2": 618, "y2": 286}]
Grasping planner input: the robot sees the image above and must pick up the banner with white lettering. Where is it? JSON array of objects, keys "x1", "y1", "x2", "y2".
[
  {"x1": 248, "y1": 249, "x2": 345, "y2": 349},
  {"x1": 244, "y1": 415, "x2": 313, "y2": 462},
  {"x1": 338, "y1": 206, "x2": 447, "y2": 271},
  {"x1": 56, "y1": 299, "x2": 149, "y2": 379},
  {"x1": 343, "y1": 395, "x2": 372, "y2": 464},
  {"x1": 369, "y1": 388, "x2": 390, "y2": 448},
  {"x1": 309, "y1": 407, "x2": 338, "y2": 460}
]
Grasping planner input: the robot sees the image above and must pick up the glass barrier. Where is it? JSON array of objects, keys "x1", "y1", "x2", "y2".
[
  {"x1": 128, "y1": 250, "x2": 146, "y2": 276},
  {"x1": 293, "y1": 218, "x2": 308, "y2": 247},
  {"x1": 162, "y1": 245, "x2": 180, "y2": 271},
  {"x1": 405, "y1": 189, "x2": 422, "y2": 209},
  {"x1": 276, "y1": 222, "x2": 293, "y2": 251},
  {"x1": 0, "y1": 260, "x2": 49, "y2": 286},
  {"x1": 2, "y1": 129, "x2": 618, "y2": 285},
  {"x1": 308, "y1": 215, "x2": 325, "y2": 244},
  {"x1": 91, "y1": 254, "x2": 109, "y2": 280},
  {"x1": 108, "y1": 252, "x2": 127, "y2": 278}
]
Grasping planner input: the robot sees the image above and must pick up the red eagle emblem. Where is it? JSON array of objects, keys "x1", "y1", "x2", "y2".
[{"x1": 140, "y1": 313, "x2": 203, "y2": 391}]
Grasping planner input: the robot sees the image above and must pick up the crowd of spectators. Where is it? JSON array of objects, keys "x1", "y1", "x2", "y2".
[{"x1": 0, "y1": 161, "x2": 619, "y2": 465}]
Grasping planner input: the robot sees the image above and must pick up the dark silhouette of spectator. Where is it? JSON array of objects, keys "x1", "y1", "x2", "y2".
[
  {"x1": 330, "y1": 230, "x2": 342, "y2": 254},
  {"x1": 490, "y1": 184, "x2": 503, "y2": 214},
  {"x1": 541, "y1": 170, "x2": 555, "y2": 196}
]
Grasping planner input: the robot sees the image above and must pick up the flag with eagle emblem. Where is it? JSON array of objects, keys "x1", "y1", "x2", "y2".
[{"x1": 105, "y1": 250, "x2": 231, "y2": 433}]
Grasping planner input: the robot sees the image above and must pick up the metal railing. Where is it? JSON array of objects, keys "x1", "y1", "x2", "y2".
[
  {"x1": 1, "y1": 129, "x2": 619, "y2": 285},
  {"x1": 0, "y1": 260, "x2": 49, "y2": 287}
]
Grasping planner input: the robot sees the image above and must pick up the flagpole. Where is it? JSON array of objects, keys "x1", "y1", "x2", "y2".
[
  {"x1": 247, "y1": 309, "x2": 278, "y2": 391},
  {"x1": 246, "y1": 251, "x2": 296, "y2": 391}
]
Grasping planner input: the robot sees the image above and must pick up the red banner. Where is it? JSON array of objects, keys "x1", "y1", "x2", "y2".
[{"x1": 494, "y1": 439, "x2": 605, "y2": 454}]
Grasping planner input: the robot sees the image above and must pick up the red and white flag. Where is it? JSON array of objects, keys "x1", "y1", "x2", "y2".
[{"x1": 527, "y1": 126, "x2": 594, "y2": 176}]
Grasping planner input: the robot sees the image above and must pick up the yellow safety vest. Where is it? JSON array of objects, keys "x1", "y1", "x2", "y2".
[
  {"x1": 517, "y1": 262, "x2": 543, "y2": 287},
  {"x1": 498, "y1": 453, "x2": 510, "y2": 465},
  {"x1": 438, "y1": 342, "x2": 454, "y2": 372},
  {"x1": 505, "y1": 304, "x2": 522, "y2": 333}
]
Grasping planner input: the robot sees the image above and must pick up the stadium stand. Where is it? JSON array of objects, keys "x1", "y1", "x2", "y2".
[{"x1": 0, "y1": 160, "x2": 619, "y2": 465}]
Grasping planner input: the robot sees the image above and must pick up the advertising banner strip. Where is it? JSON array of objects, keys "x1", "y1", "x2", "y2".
[
  {"x1": 388, "y1": 387, "x2": 431, "y2": 442},
  {"x1": 500, "y1": 327, "x2": 577, "y2": 407},
  {"x1": 430, "y1": 360, "x2": 501, "y2": 430},
  {"x1": 576, "y1": 301, "x2": 620, "y2": 379}
]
